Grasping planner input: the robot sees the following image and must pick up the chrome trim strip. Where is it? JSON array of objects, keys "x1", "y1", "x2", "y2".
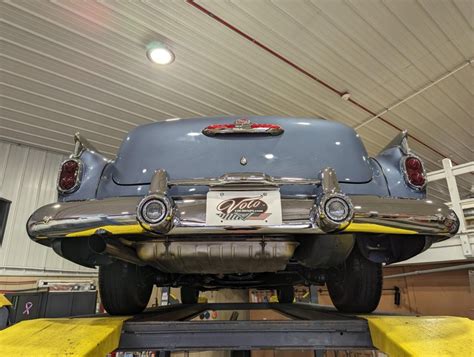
[
  {"x1": 202, "y1": 126, "x2": 284, "y2": 136},
  {"x1": 169, "y1": 172, "x2": 321, "y2": 187},
  {"x1": 27, "y1": 195, "x2": 458, "y2": 240}
]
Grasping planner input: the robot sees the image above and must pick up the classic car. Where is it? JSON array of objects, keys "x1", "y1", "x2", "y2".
[{"x1": 27, "y1": 116, "x2": 459, "y2": 315}]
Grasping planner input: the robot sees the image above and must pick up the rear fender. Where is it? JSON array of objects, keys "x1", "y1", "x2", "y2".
[
  {"x1": 59, "y1": 133, "x2": 111, "y2": 202},
  {"x1": 373, "y1": 130, "x2": 426, "y2": 199}
]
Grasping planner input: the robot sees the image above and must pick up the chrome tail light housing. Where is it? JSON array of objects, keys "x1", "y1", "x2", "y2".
[
  {"x1": 57, "y1": 158, "x2": 82, "y2": 193},
  {"x1": 401, "y1": 154, "x2": 426, "y2": 190}
]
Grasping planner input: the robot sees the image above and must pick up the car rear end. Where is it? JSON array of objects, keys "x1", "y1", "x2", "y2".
[
  {"x1": 30, "y1": 116, "x2": 458, "y2": 271},
  {"x1": 27, "y1": 116, "x2": 460, "y2": 314}
]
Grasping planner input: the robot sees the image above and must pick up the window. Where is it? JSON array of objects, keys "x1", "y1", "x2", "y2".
[{"x1": 0, "y1": 198, "x2": 11, "y2": 245}]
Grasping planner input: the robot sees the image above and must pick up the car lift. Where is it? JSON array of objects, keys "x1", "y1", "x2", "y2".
[{"x1": 0, "y1": 302, "x2": 473, "y2": 356}]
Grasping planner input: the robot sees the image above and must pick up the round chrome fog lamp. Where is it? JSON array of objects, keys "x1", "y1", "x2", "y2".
[
  {"x1": 324, "y1": 196, "x2": 351, "y2": 222},
  {"x1": 141, "y1": 199, "x2": 167, "y2": 224}
]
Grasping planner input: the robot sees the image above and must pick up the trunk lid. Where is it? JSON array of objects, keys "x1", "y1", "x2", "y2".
[{"x1": 112, "y1": 116, "x2": 373, "y2": 185}]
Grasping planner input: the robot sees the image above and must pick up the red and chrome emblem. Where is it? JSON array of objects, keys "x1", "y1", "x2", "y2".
[
  {"x1": 234, "y1": 118, "x2": 252, "y2": 128},
  {"x1": 202, "y1": 118, "x2": 284, "y2": 137}
]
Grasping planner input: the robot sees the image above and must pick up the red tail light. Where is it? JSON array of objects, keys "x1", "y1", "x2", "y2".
[
  {"x1": 402, "y1": 155, "x2": 426, "y2": 189},
  {"x1": 58, "y1": 159, "x2": 82, "y2": 193}
]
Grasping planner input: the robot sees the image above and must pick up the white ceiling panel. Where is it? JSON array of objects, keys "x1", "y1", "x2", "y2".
[{"x1": 1, "y1": 0, "x2": 472, "y2": 201}]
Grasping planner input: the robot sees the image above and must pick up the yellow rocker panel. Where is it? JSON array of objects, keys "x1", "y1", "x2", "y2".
[
  {"x1": 363, "y1": 315, "x2": 474, "y2": 357},
  {"x1": 0, "y1": 316, "x2": 129, "y2": 357}
]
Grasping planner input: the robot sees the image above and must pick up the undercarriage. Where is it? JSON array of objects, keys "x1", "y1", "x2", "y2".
[{"x1": 151, "y1": 263, "x2": 328, "y2": 291}]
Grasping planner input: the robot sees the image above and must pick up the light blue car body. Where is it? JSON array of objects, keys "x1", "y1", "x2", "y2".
[{"x1": 60, "y1": 116, "x2": 424, "y2": 202}]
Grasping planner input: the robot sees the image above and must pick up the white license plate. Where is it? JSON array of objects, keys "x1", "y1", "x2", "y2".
[{"x1": 206, "y1": 190, "x2": 282, "y2": 226}]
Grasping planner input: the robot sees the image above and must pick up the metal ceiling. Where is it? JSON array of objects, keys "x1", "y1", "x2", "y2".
[{"x1": 0, "y1": 0, "x2": 472, "y2": 201}]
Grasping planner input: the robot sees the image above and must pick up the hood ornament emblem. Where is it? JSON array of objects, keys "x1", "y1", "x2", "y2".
[{"x1": 240, "y1": 156, "x2": 247, "y2": 166}]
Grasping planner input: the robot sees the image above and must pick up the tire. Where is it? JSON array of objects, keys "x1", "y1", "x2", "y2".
[
  {"x1": 99, "y1": 260, "x2": 154, "y2": 315},
  {"x1": 181, "y1": 286, "x2": 199, "y2": 304},
  {"x1": 277, "y1": 286, "x2": 295, "y2": 303},
  {"x1": 327, "y1": 247, "x2": 382, "y2": 313}
]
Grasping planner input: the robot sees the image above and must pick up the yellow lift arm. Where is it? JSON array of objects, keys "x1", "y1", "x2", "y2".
[{"x1": 0, "y1": 312, "x2": 472, "y2": 356}]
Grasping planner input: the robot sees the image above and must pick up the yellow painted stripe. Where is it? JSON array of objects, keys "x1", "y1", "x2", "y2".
[
  {"x1": 66, "y1": 224, "x2": 145, "y2": 237},
  {"x1": 361, "y1": 315, "x2": 474, "y2": 357},
  {"x1": 344, "y1": 223, "x2": 417, "y2": 235},
  {"x1": 0, "y1": 317, "x2": 129, "y2": 357}
]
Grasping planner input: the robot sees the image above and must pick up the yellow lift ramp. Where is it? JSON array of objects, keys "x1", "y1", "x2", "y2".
[{"x1": 0, "y1": 303, "x2": 472, "y2": 356}]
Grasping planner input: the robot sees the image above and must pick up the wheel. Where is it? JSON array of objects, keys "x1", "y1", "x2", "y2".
[
  {"x1": 327, "y1": 247, "x2": 382, "y2": 313},
  {"x1": 181, "y1": 286, "x2": 199, "y2": 304},
  {"x1": 99, "y1": 260, "x2": 154, "y2": 315},
  {"x1": 277, "y1": 286, "x2": 294, "y2": 303}
]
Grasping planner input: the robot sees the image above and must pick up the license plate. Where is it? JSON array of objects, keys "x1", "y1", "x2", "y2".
[{"x1": 206, "y1": 191, "x2": 282, "y2": 226}]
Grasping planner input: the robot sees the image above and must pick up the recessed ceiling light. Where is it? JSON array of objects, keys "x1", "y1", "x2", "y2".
[{"x1": 146, "y1": 41, "x2": 175, "y2": 65}]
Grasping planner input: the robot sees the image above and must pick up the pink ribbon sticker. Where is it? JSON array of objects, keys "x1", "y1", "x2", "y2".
[{"x1": 23, "y1": 301, "x2": 33, "y2": 315}]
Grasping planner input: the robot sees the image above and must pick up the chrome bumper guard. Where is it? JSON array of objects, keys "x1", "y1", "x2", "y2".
[{"x1": 27, "y1": 168, "x2": 459, "y2": 241}]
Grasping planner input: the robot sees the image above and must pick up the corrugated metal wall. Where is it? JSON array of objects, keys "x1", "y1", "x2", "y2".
[{"x1": 0, "y1": 140, "x2": 95, "y2": 275}]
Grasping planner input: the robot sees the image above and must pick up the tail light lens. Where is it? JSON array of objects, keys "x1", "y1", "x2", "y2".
[
  {"x1": 402, "y1": 155, "x2": 426, "y2": 189},
  {"x1": 58, "y1": 159, "x2": 82, "y2": 193}
]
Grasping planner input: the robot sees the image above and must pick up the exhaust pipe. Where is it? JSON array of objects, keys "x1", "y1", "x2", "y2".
[{"x1": 88, "y1": 236, "x2": 145, "y2": 266}]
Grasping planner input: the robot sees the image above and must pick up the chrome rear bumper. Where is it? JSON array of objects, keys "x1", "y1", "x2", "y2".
[
  {"x1": 27, "y1": 194, "x2": 458, "y2": 240},
  {"x1": 28, "y1": 168, "x2": 459, "y2": 241}
]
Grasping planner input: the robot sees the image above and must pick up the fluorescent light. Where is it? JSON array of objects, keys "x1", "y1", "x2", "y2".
[{"x1": 146, "y1": 41, "x2": 175, "y2": 65}]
